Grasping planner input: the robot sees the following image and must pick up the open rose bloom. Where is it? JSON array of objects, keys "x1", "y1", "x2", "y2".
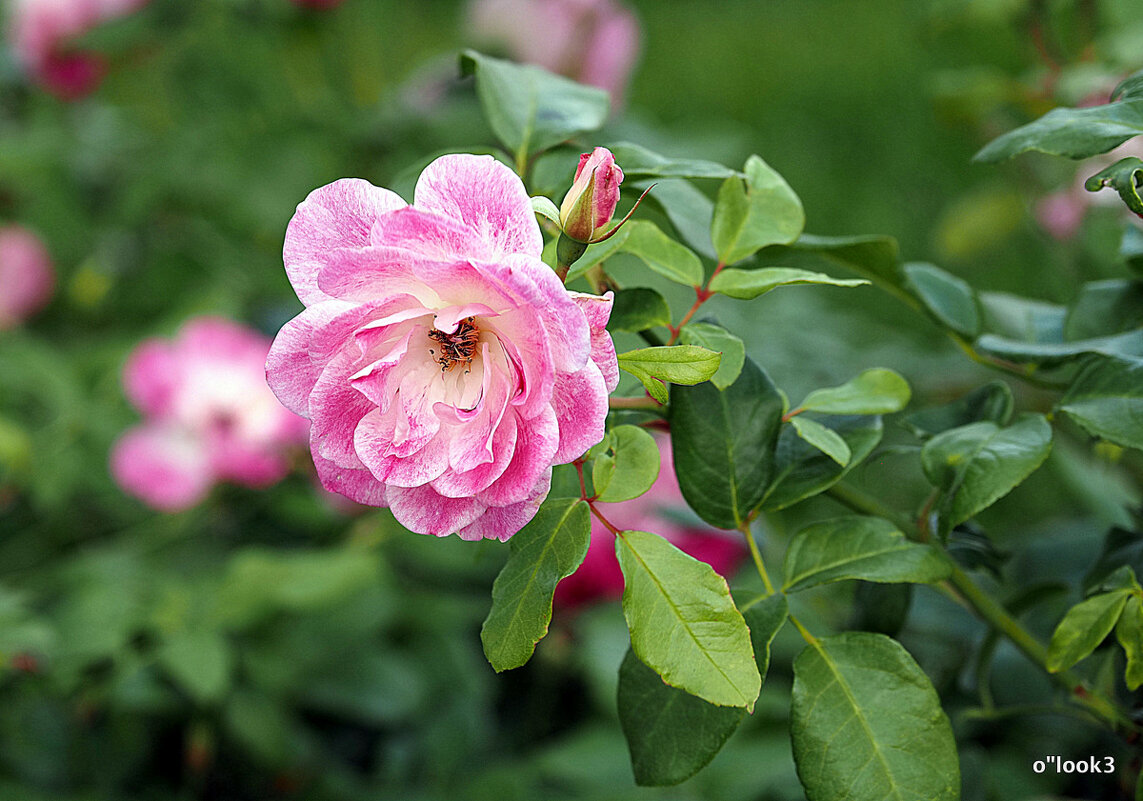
[
  {"x1": 267, "y1": 154, "x2": 618, "y2": 541},
  {"x1": 112, "y1": 318, "x2": 308, "y2": 511}
]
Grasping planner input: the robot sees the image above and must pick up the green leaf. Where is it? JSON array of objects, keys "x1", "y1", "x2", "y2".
[
  {"x1": 609, "y1": 287, "x2": 671, "y2": 332},
  {"x1": 783, "y1": 517, "x2": 951, "y2": 593},
  {"x1": 791, "y1": 632, "x2": 959, "y2": 801},
  {"x1": 677, "y1": 321, "x2": 745, "y2": 390},
  {"x1": 459, "y1": 50, "x2": 609, "y2": 159},
  {"x1": 480, "y1": 499, "x2": 591, "y2": 671},
  {"x1": 979, "y1": 291, "x2": 1067, "y2": 341},
  {"x1": 1084, "y1": 528, "x2": 1143, "y2": 594},
  {"x1": 1046, "y1": 589, "x2": 1132, "y2": 673},
  {"x1": 608, "y1": 141, "x2": 741, "y2": 180},
  {"x1": 157, "y1": 630, "x2": 232, "y2": 703},
  {"x1": 1059, "y1": 357, "x2": 1143, "y2": 451},
  {"x1": 1122, "y1": 224, "x2": 1143, "y2": 279},
  {"x1": 1085, "y1": 156, "x2": 1143, "y2": 215},
  {"x1": 921, "y1": 416, "x2": 1053, "y2": 528},
  {"x1": 616, "y1": 529, "x2": 761, "y2": 708},
  {"x1": 617, "y1": 649, "x2": 746, "y2": 786},
  {"x1": 592, "y1": 425, "x2": 661, "y2": 503},
  {"x1": 618, "y1": 345, "x2": 721, "y2": 404},
  {"x1": 1064, "y1": 280, "x2": 1143, "y2": 341},
  {"x1": 1115, "y1": 595, "x2": 1143, "y2": 690},
  {"x1": 799, "y1": 368, "x2": 911, "y2": 415},
  {"x1": 973, "y1": 99, "x2": 1143, "y2": 162},
  {"x1": 670, "y1": 356, "x2": 784, "y2": 528},
  {"x1": 974, "y1": 330, "x2": 1143, "y2": 367},
  {"x1": 638, "y1": 178, "x2": 717, "y2": 259},
  {"x1": 903, "y1": 262, "x2": 981, "y2": 338},
  {"x1": 708, "y1": 267, "x2": 867, "y2": 300},
  {"x1": 711, "y1": 155, "x2": 805, "y2": 264},
  {"x1": 742, "y1": 593, "x2": 788, "y2": 680},
  {"x1": 531, "y1": 195, "x2": 561, "y2": 224},
  {"x1": 752, "y1": 233, "x2": 904, "y2": 296},
  {"x1": 900, "y1": 381, "x2": 1013, "y2": 439},
  {"x1": 763, "y1": 416, "x2": 884, "y2": 511},
  {"x1": 619, "y1": 220, "x2": 704, "y2": 287},
  {"x1": 564, "y1": 225, "x2": 631, "y2": 282},
  {"x1": 790, "y1": 416, "x2": 851, "y2": 466}
]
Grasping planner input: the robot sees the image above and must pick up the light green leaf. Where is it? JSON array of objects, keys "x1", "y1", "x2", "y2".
[
  {"x1": 480, "y1": 499, "x2": 591, "y2": 671},
  {"x1": 783, "y1": 517, "x2": 951, "y2": 593},
  {"x1": 609, "y1": 287, "x2": 671, "y2": 332},
  {"x1": 1059, "y1": 357, "x2": 1143, "y2": 451},
  {"x1": 619, "y1": 220, "x2": 704, "y2": 286},
  {"x1": 608, "y1": 141, "x2": 741, "y2": 180},
  {"x1": 677, "y1": 322, "x2": 745, "y2": 390},
  {"x1": 617, "y1": 529, "x2": 760, "y2": 709},
  {"x1": 592, "y1": 425, "x2": 661, "y2": 503},
  {"x1": 763, "y1": 416, "x2": 884, "y2": 511},
  {"x1": 459, "y1": 50, "x2": 609, "y2": 159},
  {"x1": 921, "y1": 415, "x2": 1054, "y2": 527},
  {"x1": 531, "y1": 195, "x2": 561, "y2": 224},
  {"x1": 618, "y1": 345, "x2": 721, "y2": 404},
  {"x1": 670, "y1": 357, "x2": 784, "y2": 528},
  {"x1": 799, "y1": 369, "x2": 911, "y2": 415},
  {"x1": 973, "y1": 99, "x2": 1143, "y2": 162},
  {"x1": 903, "y1": 262, "x2": 981, "y2": 338},
  {"x1": 158, "y1": 630, "x2": 232, "y2": 703},
  {"x1": 1116, "y1": 595, "x2": 1143, "y2": 690},
  {"x1": 617, "y1": 649, "x2": 746, "y2": 787},
  {"x1": 791, "y1": 632, "x2": 960, "y2": 801},
  {"x1": 708, "y1": 267, "x2": 867, "y2": 300},
  {"x1": 711, "y1": 155, "x2": 805, "y2": 265},
  {"x1": 790, "y1": 416, "x2": 852, "y2": 467},
  {"x1": 1046, "y1": 589, "x2": 1132, "y2": 673}
]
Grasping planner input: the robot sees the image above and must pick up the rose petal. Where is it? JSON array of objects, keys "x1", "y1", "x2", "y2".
[
  {"x1": 457, "y1": 469, "x2": 551, "y2": 542},
  {"x1": 386, "y1": 483, "x2": 486, "y2": 537},
  {"x1": 477, "y1": 405, "x2": 559, "y2": 506},
  {"x1": 122, "y1": 339, "x2": 180, "y2": 418},
  {"x1": 549, "y1": 360, "x2": 608, "y2": 465},
  {"x1": 313, "y1": 449, "x2": 388, "y2": 507},
  {"x1": 110, "y1": 423, "x2": 213, "y2": 512}
]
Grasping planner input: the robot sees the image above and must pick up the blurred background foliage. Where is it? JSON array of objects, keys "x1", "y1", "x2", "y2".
[{"x1": 2, "y1": 0, "x2": 1143, "y2": 798}]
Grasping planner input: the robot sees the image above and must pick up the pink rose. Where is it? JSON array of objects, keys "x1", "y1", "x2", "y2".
[
  {"x1": 266, "y1": 154, "x2": 619, "y2": 541},
  {"x1": 467, "y1": 0, "x2": 640, "y2": 104},
  {"x1": 8, "y1": 0, "x2": 150, "y2": 98},
  {"x1": 559, "y1": 147, "x2": 624, "y2": 243},
  {"x1": 0, "y1": 225, "x2": 55, "y2": 329},
  {"x1": 554, "y1": 437, "x2": 747, "y2": 609},
  {"x1": 111, "y1": 317, "x2": 308, "y2": 511}
]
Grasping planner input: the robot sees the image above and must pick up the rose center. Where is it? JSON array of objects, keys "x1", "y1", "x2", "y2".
[{"x1": 428, "y1": 316, "x2": 480, "y2": 373}]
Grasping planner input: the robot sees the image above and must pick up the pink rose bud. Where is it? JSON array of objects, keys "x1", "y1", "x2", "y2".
[
  {"x1": 0, "y1": 225, "x2": 55, "y2": 330},
  {"x1": 559, "y1": 147, "x2": 624, "y2": 243}
]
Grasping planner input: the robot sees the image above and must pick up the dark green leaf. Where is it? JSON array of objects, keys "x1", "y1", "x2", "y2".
[
  {"x1": 974, "y1": 330, "x2": 1143, "y2": 367},
  {"x1": 742, "y1": 593, "x2": 788, "y2": 680},
  {"x1": 677, "y1": 322, "x2": 746, "y2": 390},
  {"x1": 709, "y1": 267, "x2": 867, "y2": 300},
  {"x1": 617, "y1": 649, "x2": 745, "y2": 786},
  {"x1": 481, "y1": 499, "x2": 591, "y2": 671},
  {"x1": 459, "y1": 50, "x2": 609, "y2": 159},
  {"x1": 711, "y1": 155, "x2": 805, "y2": 264},
  {"x1": 900, "y1": 381, "x2": 1013, "y2": 439},
  {"x1": 618, "y1": 345, "x2": 722, "y2": 404},
  {"x1": 849, "y1": 582, "x2": 913, "y2": 638},
  {"x1": 608, "y1": 142, "x2": 740, "y2": 180},
  {"x1": 1085, "y1": 157, "x2": 1143, "y2": 215},
  {"x1": 1059, "y1": 356, "x2": 1143, "y2": 451},
  {"x1": 1112, "y1": 69, "x2": 1143, "y2": 102},
  {"x1": 1084, "y1": 528, "x2": 1143, "y2": 594},
  {"x1": 920, "y1": 416, "x2": 1053, "y2": 527},
  {"x1": 903, "y1": 262, "x2": 981, "y2": 338},
  {"x1": 791, "y1": 632, "x2": 959, "y2": 801},
  {"x1": 609, "y1": 287, "x2": 671, "y2": 332},
  {"x1": 1115, "y1": 595, "x2": 1143, "y2": 690},
  {"x1": 973, "y1": 99, "x2": 1143, "y2": 162},
  {"x1": 670, "y1": 357, "x2": 784, "y2": 528},
  {"x1": 616, "y1": 530, "x2": 761, "y2": 708},
  {"x1": 1046, "y1": 589, "x2": 1132, "y2": 673},
  {"x1": 783, "y1": 517, "x2": 951, "y2": 592},
  {"x1": 1121, "y1": 224, "x2": 1143, "y2": 278},
  {"x1": 790, "y1": 416, "x2": 851, "y2": 466},
  {"x1": 752, "y1": 233, "x2": 904, "y2": 296},
  {"x1": 799, "y1": 369, "x2": 911, "y2": 415},
  {"x1": 592, "y1": 425, "x2": 660, "y2": 503},
  {"x1": 1064, "y1": 280, "x2": 1143, "y2": 341},
  {"x1": 763, "y1": 416, "x2": 884, "y2": 511}
]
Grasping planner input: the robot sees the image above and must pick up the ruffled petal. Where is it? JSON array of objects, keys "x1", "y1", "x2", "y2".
[
  {"x1": 549, "y1": 360, "x2": 609, "y2": 464},
  {"x1": 265, "y1": 299, "x2": 361, "y2": 417},
  {"x1": 430, "y1": 411, "x2": 517, "y2": 499},
  {"x1": 457, "y1": 470, "x2": 551, "y2": 542},
  {"x1": 313, "y1": 449, "x2": 388, "y2": 507},
  {"x1": 309, "y1": 351, "x2": 375, "y2": 468},
  {"x1": 477, "y1": 405, "x2": 559, "y2": 506},
  {"x1": 110, "y1": 424, "x2": 213, "y2": 512},
  {"x1": 386, "y1": 483, "x2": 486, "y2": 537},
  {"x1": 570, "y1": 290, "x2": 619, "y2": 391}
]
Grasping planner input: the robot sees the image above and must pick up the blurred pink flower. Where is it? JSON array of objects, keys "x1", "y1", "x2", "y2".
[
  {"x1": 554, "y1": 437, "x2": 747, "y2": 609},
  {"x1": 0, "y1": 225, "x2": 54, "y2": 329},
  {"x1": 111, "y1": 318, "x2": 308, "y2": 511},
  {"x1": 266, "y1": 154, "x2": 618, "y2": 541},
  {"x1": 560, "y1": 147, "x2": 624, "y2": 242},
  {"x1": 8, "y1": 0, "x2": 150, "y2": 98},
  {"x1": 468, "y1": 0, "x2": 640, "y2": 103}
]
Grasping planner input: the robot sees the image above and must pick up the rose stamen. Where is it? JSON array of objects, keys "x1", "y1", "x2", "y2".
[{"x1": 428, "y1": 316, "x2": 480, "y2": 373}]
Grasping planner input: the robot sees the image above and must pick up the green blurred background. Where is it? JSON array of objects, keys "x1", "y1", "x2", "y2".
[{"x1": 2, "y1": 0, "x2": 1142, "y2": 798}]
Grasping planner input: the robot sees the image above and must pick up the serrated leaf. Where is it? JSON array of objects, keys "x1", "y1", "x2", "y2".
[
  {"x1": 592, "y1": 425, "x2": 660, "y2": 503},
  {"x1": 973, "y1": 99, "x2": 1143, "y2": 162},
  {"x1": 1085, "y1": 156, "x2": 1143, "y2": 215},
  {"x1": 619, "y1": 221, "x2": 704, "y2": 286},
  {"x1": 670, "y1": 356, "x2": 784, "y2": 528},
  {"x1": 1115, "y1": 595, "x2": 1143, "y2": 690},
  {"x1": 763, "y1": 416, "x2": 884, "y2": 511},
  {"x1": 799, "y1": 369, "x2": 911, "y2": 416},
  {"x1": 903, "y1": 262, "x2": 981, "y2": 338},
  {"x1": 1046, "y1": 589, "x2": 1132, "y2": 673},
  {"x1": 609, "y1": 287, "x2": 671, "y2": 332},
  {"x1": 921, "y1": 415, "x2": 1053, "y2": 528},
  {"x1": 711, "y1": 155, "x2": 805, "y2": 265},
  {"x1": 791, "y1": 632, "x2": 959, "y2": 801},
  {"x1": 459, "y1": 50, "x2": 608, "y2": 159},
  {"x1": 1059, "y1": 356, "x2": 1143, "y2": 451},
  {"x1": 617, "y1": 649, "x2": 746, "y2": 786},
  {"x1": 900, "y1": 381, "x2": 1013, "y2": 439},
  {"x1": 783, "y1": 517, "x2": 951, "y2": 593},
  {"x1": 616, "y1": 529, "x2": 761, "y2": 709},
  {"x1": 608, "y1": 141, "x2": 740, "y2": 180},
  {"x1": 677, "y1": 321, "x2": 745, "y2": 390},
  {"x1": 618, "y1": 345, "x2": 721, "y2": 404},
  {"x1": 709, "y1": 267, "x2": 867, "y2": 300},
  {"x1": 790, "y1": 416, "x2": 851, "y2": 466},
  {"x1": 480, "y1": 499, "x2": 591, "y2": 671}
]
